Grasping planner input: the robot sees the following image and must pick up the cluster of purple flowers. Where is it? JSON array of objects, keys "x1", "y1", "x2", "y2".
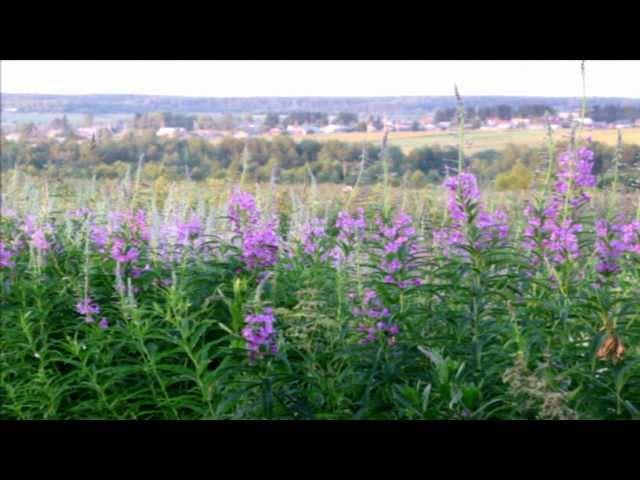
[
  {"x1": 109, "y1": 210, "x2": 150, "y2": 243},
  {"x1": 227, "y1": 189, "x2": 279, "y2": 270},
  {"x1": 356, "y1": 322, "x2": 400, "y2": 346},
  {"x1": 328, "y1": 208, "x2": 367, "y2": 265},
  {"x1": 374, "y1": 212, "x2": 423, "y2": 289},
  {"x1": 299, "y1": 217, "x2": 327, "y2": 254},
  {"x1": 434, "y1": 172, "x2": 509, "y2": 255},
  {"x1": 523, "y1": 147, "x2": 596, "y2": 265},
  {"x1": 228, "y1": 189, "x2": 260, "y2": 234},
  {"x1": 104, "y1": 210, "x2": 151, "y2": 265},
  {"x1": 111, "y1": 238, "x2": 140, "y2": 264},
  {"x1": 23, "y1": 215, "x2": 52, "y2": 252},
  {"x1": 0, "y1": 241, "x2": 15, "y2": 268},
  {"x1": 350, "y1": 289, "x2": 398, "y2": 345},
  {"x1": 242, "y1": 307, "x2": 278, "y2": 361},
  {"x1": 172, "y1": 216, "x2": 204, "y2": 246},
  {"x1": 336, "y1": 208, "x2": 367, "y2": 243},
  {"x1": 75, "y1": 296, "x2": 108, "y2": 327},
  {"x1": 595, "y1": 219, "x2": 626, "y2": 275},
  {"x1": 621, "y1": 221, "x2": 640, "y2": 255},
  {"x1": 555, "y1": 147, "x2": 597, "y2": 195}
]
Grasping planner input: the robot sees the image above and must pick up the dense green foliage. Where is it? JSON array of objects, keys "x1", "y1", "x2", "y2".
[
  {"x1": 3, "y1": 134, "x2": 639, "y2": 189},
  {"x1": 1, "y1": 169, "x2": 639, "y2": 419}
]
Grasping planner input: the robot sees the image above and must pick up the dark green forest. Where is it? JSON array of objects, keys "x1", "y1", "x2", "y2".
[{"x1": 2, "y1": 133, "x2": 639, "y2": 189}]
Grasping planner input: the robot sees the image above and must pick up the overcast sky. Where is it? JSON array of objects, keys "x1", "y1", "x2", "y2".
[{"x1": 2, "y1": 60, "x2": 639, "y2": 98}]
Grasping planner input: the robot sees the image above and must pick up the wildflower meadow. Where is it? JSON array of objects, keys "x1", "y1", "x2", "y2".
[{"x1": 1, "y1": 114, "x2": 640, "y2": 419}]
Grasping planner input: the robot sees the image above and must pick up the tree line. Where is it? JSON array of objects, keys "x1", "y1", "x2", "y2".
[{"x1": 2, "y1": 133, "x2": 638, "y2": 189}]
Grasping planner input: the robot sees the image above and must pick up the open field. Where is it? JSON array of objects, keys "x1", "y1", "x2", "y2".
[{"x1": 289, "y1": 128, "x2": 640, "y2": 154}]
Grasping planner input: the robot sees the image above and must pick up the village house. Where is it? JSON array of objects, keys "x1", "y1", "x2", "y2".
[
  {"x1": 233, "y1": 131, "x2": 249, "y2": 139},
  {"x1": 635, "y1": 119, "x2": 640, "y2": 127},
  {"x1": 268, "y1": 127, "x2": 283, "y2": 136},
  {"x1": 191, "y1": 129, "x2": 224, "y2": 140},
  {"x1": 321, "y1": 124, "x2": 351, "y2": 134},
  {"x1": 420, "y1": 115, "x2": 435, "y2": 125},
  {"x1": 510, "y1": 118, "x2": 531, "y2": 128},
  {"x1": 574, "y1": 117, "x2": 594, "y2": 126},
  {"x1": 76, "y1": 127, "x2": 103, "y2": 139},
  {"x1": 46, "y1": 129, "x2": 65, "y2": 138},
  {"x1": 394, "y1": 122, "x2": 414, "y2": 132},
  {"x1": 5, "y1": 132, "x2": 22, "y2": 142},
  {"x1": 156, "y1": 127, "x2": 187, "y2": 138}
]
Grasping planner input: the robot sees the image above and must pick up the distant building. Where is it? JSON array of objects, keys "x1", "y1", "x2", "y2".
[
  {"x1": 191, "y1": 129, "x2": 224, "y2": 140},
  {"x1": 615, "y1": 123, "x2": 632, "y2": 129},
  {"x1": 233, "y1": 131, "x2": 249, "y2": 139},
  {"x1": 268, "y1": 128, "x2": 283, "y2": 136},
  {"x1": 46, "y1": 129, "x2": 65, "y2": 139},
  {"x1": 5, "y1": 132, "x2": 21, "y2": 142},
  {"x1": 574, "y1": 117, "x2": 593, "y2": 126},
  {"x1": 321, "y1": 124, "x2": 351, "y2": 134},
  {"x1": 394, "y1": 122, "x2": 414, "y2": 132},
  {"x1": 437, "y1": 121, "x2": 451, "y2": 129},
  {"x1": 156, "y1": 127, "x2": 186, "y2": 138},
  {"x1": 76, "y1": 126, "x2": 109, "y2": 139},
  {"x1": 511, "y1": 118, "x2": 531, "y2": 128},
  {"x1": 635, "y1": 119, "x2": 640, "y2": 127},
  {"x1": 366, "y1": 123, "x2": 381, "y2": 132}
]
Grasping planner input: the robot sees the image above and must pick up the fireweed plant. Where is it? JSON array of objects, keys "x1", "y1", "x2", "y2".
[{"x1": 1, "y1": 141, "x2": 640, "y2": 419}]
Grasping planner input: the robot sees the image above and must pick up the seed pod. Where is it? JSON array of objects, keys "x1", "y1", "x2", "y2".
[{"x1": 597, "y1": 334, "x2": 625, "y2": 363}]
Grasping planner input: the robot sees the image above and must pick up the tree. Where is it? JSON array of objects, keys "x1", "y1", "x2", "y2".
[
  {"x1": 409, "y1": 170, "x2": 428, "y2": 188},
  {"x1": 335, "y1": 112, "x2": 358, "y2": 125},
  {"x1": 495, "y1": 162, "x2": 533, "y2": 190},
  {"x1": 497, "y1": 105, "x2": 513, "y2": 120},
  {"x1": 264, "y1": 113, "x2": 280, "y2": 130}
]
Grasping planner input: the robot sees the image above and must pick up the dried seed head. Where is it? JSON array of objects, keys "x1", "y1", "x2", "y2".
[{"x1": 597, "y1": 334, "x2": 625, "y2": 363}]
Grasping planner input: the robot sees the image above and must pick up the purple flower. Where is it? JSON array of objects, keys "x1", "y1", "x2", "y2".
[
  {"x1": 595, "y1": 219, "x2": 627, "y2": 276},
  {"x1": 300, "y1": 217, "x2": 327, "y2": 254},
  {"x1": 335, "y1": 208, "x2": 366, "y2": 243},
  {"x1": 241, "y1": 221, "x2": 279, "y2": 269},
  {"x1": 356, "y1": 321, "x2": 399, "y2": 346},
  {"x1": 227, "y1": 189, "x2": 280, "y2": 270},
  {"x1": 99, "y1": 317, "x2": 109, "y2": 329},
  {"x1": 242, "y1": 307, "x2": 277, "y2": 361},
  {"x1": 228, "y1": 188, "x2": 260, "y2": 234},
  {"x1": 90, "y1": 224, "x2": 109, "y2": 248},
  {"x1": 131, "y1": 264, "x2": 151, "y2": 278},
  {"x1": 522, "y1": 147, "x2": 595, "y2": 265},
  {"x1": 0, "y1": 241, "x2": 15, "y2": 268},
  {"x1": 435, "y1": 172, "x2": 509, "y2": 256},
  {"x1": 30, "y1": 229, "x2": 50, "y2": 251},
  {"x1": 111, "y1": 239, "x2": 140, "y2": 264},
  {"x1": 76, "y1": 297, "x2": 101, "y2": 323}
]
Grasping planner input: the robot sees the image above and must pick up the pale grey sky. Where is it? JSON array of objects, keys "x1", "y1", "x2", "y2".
[{"x1": 2, "y1": 60, "x2": 639, "y2": 98}]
